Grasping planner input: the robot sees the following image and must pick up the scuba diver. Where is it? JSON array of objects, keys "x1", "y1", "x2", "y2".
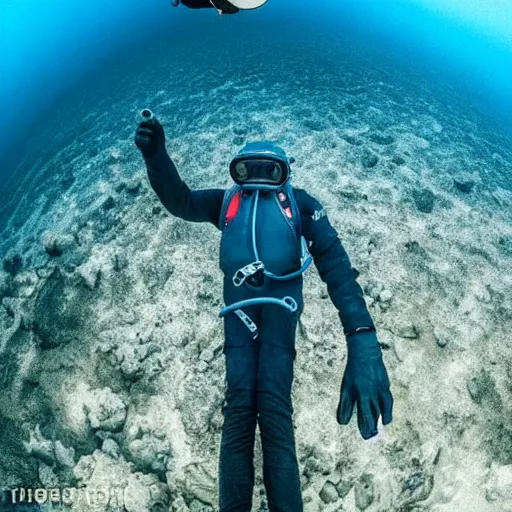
[
  {"x1": 171, "y1": 0, "x2": 267, "y2": 15},
  {"x1": 134, "y1": 115, "x2": 393, "y2": 511}
]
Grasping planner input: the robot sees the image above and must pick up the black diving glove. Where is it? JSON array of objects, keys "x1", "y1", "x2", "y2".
[
  {"x1": 134, "y1": 117, "x2": 166, "y2": 159},
  {"x1": 337, "y1": 330, "x2": 393, "y2": 439}
]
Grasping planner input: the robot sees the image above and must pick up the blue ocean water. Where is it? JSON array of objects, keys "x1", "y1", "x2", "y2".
[{"x1": 0, "y1": 0, "x2": 511, "y2": 194}]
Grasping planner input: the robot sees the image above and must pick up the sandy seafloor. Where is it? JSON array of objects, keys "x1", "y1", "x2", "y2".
[{"x1": 1, "y1": 27, "x2": 512, "y2": 512}]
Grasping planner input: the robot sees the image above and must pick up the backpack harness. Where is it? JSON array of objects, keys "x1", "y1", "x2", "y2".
[{"x1": 217, "y1": 182, "x2": 313, "y2": 338}]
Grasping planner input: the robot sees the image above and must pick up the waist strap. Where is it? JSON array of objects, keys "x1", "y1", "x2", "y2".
[
  {"x1": 219, "y1": 296, "x2": 298, "y2": 318},
  {"x1": 219, "y1": 296, "x2": 298, "y2": 337}
]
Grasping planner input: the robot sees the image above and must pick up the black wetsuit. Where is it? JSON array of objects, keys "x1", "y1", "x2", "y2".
[
  {"x1": 143, "y1": 148, "x2": 375, "y2": 511},
  {"x1": 180, "y1": 0, "x2": 213, "y2": 8}
]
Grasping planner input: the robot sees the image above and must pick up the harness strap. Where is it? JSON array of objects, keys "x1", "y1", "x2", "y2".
[
  {"x1": 233, "y1": 188, "x2": 312, "y2": 283},
  {"x1": 263, "y1": 236, "x2": 312, "y2": 281},
  {"x1": 219, "y1": 296, "x2": 298, "y2": 318}
]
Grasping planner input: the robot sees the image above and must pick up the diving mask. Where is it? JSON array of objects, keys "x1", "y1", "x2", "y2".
[
  {"x1": 229, "y1": 142, "x2": 292, "y2": 189},
  {"x1": 230, "y1": 158, "x2": 287, "y2": 186}
]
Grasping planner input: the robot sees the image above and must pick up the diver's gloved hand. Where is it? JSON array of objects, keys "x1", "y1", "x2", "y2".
[
  {"x1": 134, "y1": 117, "x2": 166, "y2": 159},
  {"x1": 337, "y1": 330, "x2": 393, "y2": 439}
]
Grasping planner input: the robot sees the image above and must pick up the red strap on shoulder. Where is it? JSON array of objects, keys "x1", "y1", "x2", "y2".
[
  {"x1": 278, "y1": 192, "x2": 293, "y2": 218},
  {"x1": 225, "y1": 190, "x2": 242, "y2": 223}
]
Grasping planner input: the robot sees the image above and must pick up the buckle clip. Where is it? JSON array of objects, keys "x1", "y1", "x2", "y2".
[
  {"x1": 234, "y1": 309, "x2": 259, "y2": 339},
  {"x1": 232, "y1": 261, "x2": 265, "y2": 287}
]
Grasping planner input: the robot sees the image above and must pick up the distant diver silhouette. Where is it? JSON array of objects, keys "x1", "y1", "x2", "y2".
[
  {"x1": 171, "y1": 0, "x2": 267, "y2": 15},
  {"x1": 135, "y1": 114, "x2": 393, "y2": 511}
]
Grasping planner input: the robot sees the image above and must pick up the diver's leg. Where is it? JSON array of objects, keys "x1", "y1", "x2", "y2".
[
  {"x1": 257, "y1": 293, "x2": 304, "y2": 512},
  {"x1": 219, "y1": 307, "x2": 260, "y2": 512}
]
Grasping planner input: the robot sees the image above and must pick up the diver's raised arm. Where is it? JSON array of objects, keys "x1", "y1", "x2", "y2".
[{"x1": 134, "y1": 116, "x2": 224, "y2": 226}]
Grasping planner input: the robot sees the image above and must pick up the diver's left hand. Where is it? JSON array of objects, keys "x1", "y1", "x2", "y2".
[
  {"x1": 337, "y1": 330, "x2": 393, "y2": 440},
  {"x1": 134, "y1": 117, "x2": 166, "y2": 159}
]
